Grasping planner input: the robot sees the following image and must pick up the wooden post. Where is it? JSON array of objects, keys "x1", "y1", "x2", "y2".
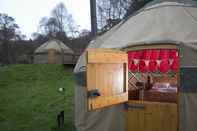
[{"x1": 90, "y1": 0, "x2": 97, "y2": 37}]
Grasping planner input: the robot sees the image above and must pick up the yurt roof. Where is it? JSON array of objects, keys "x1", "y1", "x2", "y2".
[
  {"x1": 74, "y1": 0, "x2": 197, "y2": 72},
  {"x1": 89, "y1": 0, "x2": 197, "y2": 49},
  {"x1": 35, "y1": 39, "x2": 74, "y2": 54}
]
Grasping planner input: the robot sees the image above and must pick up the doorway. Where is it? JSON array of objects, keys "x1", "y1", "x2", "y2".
[{"x1": 125, "y1": 47, "x2": 179, "y2": 131}]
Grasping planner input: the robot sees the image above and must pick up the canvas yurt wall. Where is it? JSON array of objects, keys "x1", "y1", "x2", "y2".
[
  {"x1": 74, "y1": 0, "x2": 197, "y2": 131},
  {"x1": 34, "y1": 39, "x2": 74, "y2": 64}
]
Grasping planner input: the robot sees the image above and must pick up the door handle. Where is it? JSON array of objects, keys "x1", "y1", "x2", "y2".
[{"x1": 88, "y1": 89, "x2": 101, "y2": 98}]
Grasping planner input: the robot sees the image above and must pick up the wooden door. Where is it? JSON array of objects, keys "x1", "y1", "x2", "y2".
[
  {"x1": 125, "y1": 101, "x2": 177, "y2": 131},
  {"x1": 86, "y1": 49, "x2": 128, "y2": 110},
  {"x1": 125, "y1": 102, "x2": 145, "y2": 131},
  {"x1": 48, "y1": 49, "x2": 56, "y2": 64}
]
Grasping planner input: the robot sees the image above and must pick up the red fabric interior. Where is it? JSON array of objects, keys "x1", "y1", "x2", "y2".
[
  {"x1": 139, "y1": 60, "x2": 148, "y2": 73},
  {"x1": 128, "y1": 49, "x2": 179, "y2": 73},
  {"x1": 148, "y1": 60, "x2": 158, "y2": 72}
]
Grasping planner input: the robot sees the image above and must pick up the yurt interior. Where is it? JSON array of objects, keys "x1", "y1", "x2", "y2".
[{"x1": 126, "y1": 44, "x2": 179, "y2": 103}]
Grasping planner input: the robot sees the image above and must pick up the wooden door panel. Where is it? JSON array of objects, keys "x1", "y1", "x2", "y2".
[
  {"x1": 86, "y1": 49, "x2": 128, "y2": 110},
  {"x1": 89, "y1": 93, "x2": 128, "y2": 110},
  {"x1": 144, "y1": 103, "x2": 162, "y2": 131},
  {"x1": 87, "y1": 49, "x2": 128, "y2": 63},
  {"x1": 126, "y1": 109, "x2": 145, "y2": 131},
  {"x1": 125, "y1": 101, "x2": 177, "y2": 131},
  {"x1": 87, "y1": 64, "x2": 124, "y2": 96},
  {"x1": 48, "y1": 49, "x2": 56, "y2": 64}
]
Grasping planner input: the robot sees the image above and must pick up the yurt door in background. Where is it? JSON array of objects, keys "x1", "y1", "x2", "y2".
[
  {"x1": 86, "y1": 49, "x2": 128, "y2": 110},
  {"x1": 48, "y1": 49, "x2": 56, "y2": 64}
]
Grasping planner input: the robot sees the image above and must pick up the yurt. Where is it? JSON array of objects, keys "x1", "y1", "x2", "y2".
[
  {"x1": 34, "y1": 39, "x2": 74, "y2": 64},
  {"x1": 74, "y1": 0, "x2": 197, "y2": 131}
]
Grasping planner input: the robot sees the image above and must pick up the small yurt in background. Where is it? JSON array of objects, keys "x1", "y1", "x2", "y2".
[{"x1": 34, "y1": 39, "x2": 75, "y2": 64}]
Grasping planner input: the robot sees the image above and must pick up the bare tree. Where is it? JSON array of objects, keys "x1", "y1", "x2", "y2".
[
  {"x1": 52, "y1": 3, "x2": 67, "y2": 32},
  {"x1": 96, "y1": 0, "x2": 153, "y2": 33},
  {"x1": 39, "y1": 17, "x2": 59, "y2": 36},
  {"x1": 0, "y1": 13, "x2": 20, "y2": 64},
  {"x1": 125, "y1": 0, "x2": 153, "y2": 17},
  {"x1": 38, "y1": 2, "x2": 78, "y2": 38},
  {"x1": 66, "y1": 14, "x2": 79, "y2": 38},
  {"x1": 97, "y1": 0, "x2": 131, "y2": 32},
  {"x1": 52, "y1": 2, "x2": 78, "y2": 37}
]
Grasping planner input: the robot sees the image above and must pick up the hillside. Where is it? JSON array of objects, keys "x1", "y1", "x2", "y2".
[{"x1": 0, "y1": 64, "x2": 75, "y2": 131}]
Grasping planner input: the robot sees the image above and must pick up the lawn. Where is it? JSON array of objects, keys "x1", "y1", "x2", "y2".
[{"x1": 0, "y1": 64, "x2": 76, "y2": 131}]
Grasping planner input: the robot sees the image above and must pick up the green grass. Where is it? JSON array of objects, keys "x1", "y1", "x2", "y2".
[{"x1": 0, "y1": 64, "x2": 76, "y2": 131}]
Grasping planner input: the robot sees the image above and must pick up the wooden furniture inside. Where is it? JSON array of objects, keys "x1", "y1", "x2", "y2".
[
  {"x1": 153, "y1": 74, "x2": 178, "y2": 85},
  {"x1": 143, "y1": 74, "x2": 178, "y2": 103},
  {"x1": 128, "y1": 73, "x2": 178, "y2": 103}
]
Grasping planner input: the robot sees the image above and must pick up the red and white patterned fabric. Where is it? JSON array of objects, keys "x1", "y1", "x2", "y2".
[{"x1": 128, "y1": 49, "x2": 179, "y2": 73}]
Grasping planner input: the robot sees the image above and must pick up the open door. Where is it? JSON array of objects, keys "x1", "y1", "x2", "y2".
[{"x1": 86, "y1": 49, "x2": 128, "y2": 110}]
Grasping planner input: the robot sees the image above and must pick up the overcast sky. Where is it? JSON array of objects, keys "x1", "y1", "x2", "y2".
[{"x1": 0, "y1": 0, "x2": 91, "y2": 39}]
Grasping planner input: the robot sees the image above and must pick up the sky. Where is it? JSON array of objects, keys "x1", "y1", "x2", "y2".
[{"x1": 0, "y1": 0, "x2": 91, "y2": 39}]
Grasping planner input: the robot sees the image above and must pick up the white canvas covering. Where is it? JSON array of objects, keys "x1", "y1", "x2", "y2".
[
  {"x1": 74, "y1": 0, "x2": 197, "y2": 131},
  {"x1": 35, "y1": 39, "x2": 74, "y2": 54}
]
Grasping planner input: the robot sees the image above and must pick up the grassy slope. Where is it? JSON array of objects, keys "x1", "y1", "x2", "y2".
[{"x1": 0, "y1": 64, "x2": 75, "y2": 131}]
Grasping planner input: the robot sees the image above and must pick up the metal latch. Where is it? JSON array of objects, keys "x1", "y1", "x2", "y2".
[{"x1": 88, "y1": 89, "x2": 101, "y2": 98}]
